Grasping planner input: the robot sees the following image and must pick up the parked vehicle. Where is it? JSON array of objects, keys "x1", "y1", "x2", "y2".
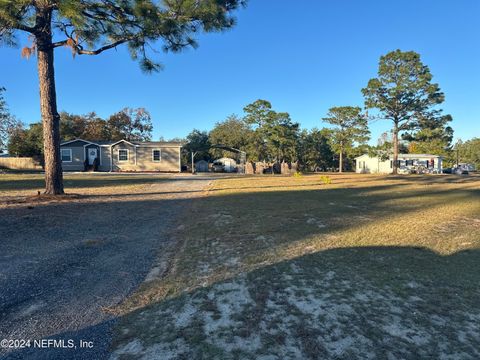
[
  {"x1": 442, "y1": 168, "x2": 453, "y2": 174},
  {"x1": 454, "y1": 167, "x2": 469, "y2": 175},
  {"x1": 212, "y1": 162, "x2": 225, "y2": 172}
]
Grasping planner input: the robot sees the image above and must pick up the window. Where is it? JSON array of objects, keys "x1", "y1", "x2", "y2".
[
  {"x1": 61, "y1": 148, "x2": 72, "y2": 162},
  {"x1": 152, "y1": 149, "x2": 161, "y2": 162},
  {"x1": 118, "y1": 149, "x2": 129, "y2": 162}
]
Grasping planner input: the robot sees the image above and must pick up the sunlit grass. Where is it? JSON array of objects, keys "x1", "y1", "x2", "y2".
[
  {"x1": 119, "y1": 174, "x2": 480, "y2": 308},
  {"x1": 111, "y1": 174, "x2": 480, "y2": 359}
]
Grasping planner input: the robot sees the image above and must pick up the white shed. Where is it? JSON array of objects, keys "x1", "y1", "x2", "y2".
[
  {"x1": 355, "y1": 154, "x2": 443, "y2": 174},
  {"x1": 213, "y1": 157, "x2": 237, "y2": 173}
]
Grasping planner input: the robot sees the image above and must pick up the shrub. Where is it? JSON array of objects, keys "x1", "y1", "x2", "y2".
[{"x1": 320, "y1": 175, "x2": 332, "y2": 184}]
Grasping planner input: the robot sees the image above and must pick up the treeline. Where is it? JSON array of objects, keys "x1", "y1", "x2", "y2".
[
  {"x1": 184, "y1": 49, "x2": 460, "y2": 172},
  {"x1": 7, "y1": 108, "x2": 153, "y2": 157},
  {"x1": 456, "y1": 139, "x2": 480, "y2": 168},
  {"x1": 182, "y1": 91, "x2": 457, "y2": 171},
  {"x1": 2, "y1": 50, "x2": 478, "y2": 171},
  {"x1": 183, "y1": 100, "x2": 370, "y2": 172}
]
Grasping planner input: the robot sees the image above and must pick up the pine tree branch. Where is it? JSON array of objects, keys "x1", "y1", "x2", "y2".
[{"x1": 75, "y1": 38, "x2": 131, "y2": 55}]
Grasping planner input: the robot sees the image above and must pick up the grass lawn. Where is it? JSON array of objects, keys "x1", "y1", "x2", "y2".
[
  {"x1": 0, "y1": 172, "x2": 176, "y2": 201},
  {"x1": 111, "y1": 173, "x2": 480, "y2": 359}
]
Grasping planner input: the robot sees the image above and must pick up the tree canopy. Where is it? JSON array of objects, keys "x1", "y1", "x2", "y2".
[
  {"x1": 1, "y1": 0, "x2": 246, "y2": 71},
  {"x1": 296, "y1": 128, "x2": 334, "y2": 172},
  {"x1": 8, "y1": 122, "x2": 43, "y2": 157},
  {"x1": 8, "y1": 107, "x2": 154, "y2": 156},
  {"x1": 209, "y1": 114, "x2": 253, "y2": 158},
  {"x1": 322, "y1": 106, "x2": 370, "y2": 172},
  {"x1": 243, "y1": 99, "x2": 299, "y2": 162},
  {"x1": 362, "y1": 50, "x2": 449, "y2": 174},
  {"x1": 0, "y1": 87, "x2": 18, "y2": 153},
  {"x1": 457, "y1": 138, "x2": 480, "y2": 169},
  {"x1": 184, "y1": 129, "x2": 211, "y2": 161},
  {"x1": 107, "y1": 108, "x2": 153, "y2": 141},
  {"x1": 403, "y1": 113, "x2": 453, "y2": 158}
]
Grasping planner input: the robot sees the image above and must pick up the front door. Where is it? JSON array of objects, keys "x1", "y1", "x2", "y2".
[{"x1": 88, "y1": 148, "x2": 98, "y2": 165}]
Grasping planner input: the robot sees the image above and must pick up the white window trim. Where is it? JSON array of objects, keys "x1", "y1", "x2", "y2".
[
  {"x1": 61, "y1": 148, "x2": 72, "y2": 163},
  {"x1": 118, "y1": 149, "x2": 129, "y2": 162},
  {"x1": 152, "y1": 149, "x2": 161, "y2": 162}
]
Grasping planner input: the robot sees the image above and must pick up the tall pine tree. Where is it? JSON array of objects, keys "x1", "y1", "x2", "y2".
[
  {"x1": 362, "y1": 50, "x2": 448, "y2": 174},
  {"x1": 0, "y1": 0, "x2": 245, "y2": 194}
]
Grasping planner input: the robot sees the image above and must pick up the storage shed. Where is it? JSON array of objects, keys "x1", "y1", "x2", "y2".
[{"x1": 195, "y1": 159, "x2": 209, "y2": 172}]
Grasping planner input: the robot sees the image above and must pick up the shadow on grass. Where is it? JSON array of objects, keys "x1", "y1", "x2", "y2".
[
  {"x1": 2, "y1": 171, "x2": 477, "y2": 194},
  {"x1": 385, "y1": 173, "x2": 480, "y2": 184},
  {"x1": 5, "y1": 246, "x2": 479, "y2": 359},
  {"x1": 1, "y1": 177, "x2": 479, "y2": 359},
  {"x1": 112, "y1": 246, "x2": 480, "y2": 359},
  {"x1": 0, "y1": 174, "x2": 213, "y2": 193},
  {"x1": 0, "y1": 173, "x2": 246, "y2": 193}
]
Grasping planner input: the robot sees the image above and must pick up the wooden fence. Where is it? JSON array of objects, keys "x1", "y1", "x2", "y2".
[{"x1": 0, "y1": 157, "x2": 43, "y2": 170}]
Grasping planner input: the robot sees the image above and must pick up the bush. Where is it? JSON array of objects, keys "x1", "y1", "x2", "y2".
[{"x1": 320, "y1": 175, "x2": 332, "y2": 184}]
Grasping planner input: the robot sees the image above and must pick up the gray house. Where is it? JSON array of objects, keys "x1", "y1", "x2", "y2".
[{"x1": 60, "y1": 139, "x2": 182, "y2": 172}]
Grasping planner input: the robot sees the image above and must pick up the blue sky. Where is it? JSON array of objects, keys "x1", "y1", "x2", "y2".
[{"x1": 1, "y1": 0, "x2": 479, "y2": 143}]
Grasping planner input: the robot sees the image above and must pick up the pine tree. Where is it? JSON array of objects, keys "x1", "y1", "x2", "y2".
[
  {"x1": 362, "y1": 50, "x2": 448, "y2": 174},
  {"x1": 0, "y1": 0, "x2": 245, "y2": 194},
  {"x1": 322, "y1": 106, "x2": 370, "y2": 172}
]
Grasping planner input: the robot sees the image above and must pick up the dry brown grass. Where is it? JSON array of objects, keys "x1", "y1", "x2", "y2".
[
  {"x1": 0, "y1": 172, "x2": 178, "y2": 204},
  {"x1": 122, "y1": 173, "x2": 480, "y2": 306},
  {"x1": 111, "y1": 173, "x2": 480, "y2": 359}
]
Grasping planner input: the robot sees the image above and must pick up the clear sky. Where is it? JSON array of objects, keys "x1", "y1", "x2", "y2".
[{"x1": 1, "y1": 0, "x2": 479, "y2": 143}]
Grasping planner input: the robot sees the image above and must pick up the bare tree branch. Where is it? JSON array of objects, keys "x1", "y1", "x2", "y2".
[{"x1": 75, "y1": 38, "x2": 131, "y2": 55}]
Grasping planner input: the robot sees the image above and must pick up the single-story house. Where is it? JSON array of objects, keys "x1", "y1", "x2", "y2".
[
  {"x1": 60, "y1": 139, "x2": 182, "y2": 172},
  {"x1": 355, "y1": 153, "x2": 443, "y2": 174}
]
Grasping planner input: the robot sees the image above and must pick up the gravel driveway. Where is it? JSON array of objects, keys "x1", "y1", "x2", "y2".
[{"x1": 0, "y1": 175, "x2": 211, "y2": 360}]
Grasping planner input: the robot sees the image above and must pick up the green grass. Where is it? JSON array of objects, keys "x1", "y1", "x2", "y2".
[{"x1": 111, "y1": 174, "x2": 480, "y2": 359}]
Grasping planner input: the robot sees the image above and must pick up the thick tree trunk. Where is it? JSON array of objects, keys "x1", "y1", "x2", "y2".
[
  {"x1": 392, "y1": 123, "x2": 399, "y2": 175},
  {"x1": 36, "y1": 10, "x2": 64, "y2": 195}
]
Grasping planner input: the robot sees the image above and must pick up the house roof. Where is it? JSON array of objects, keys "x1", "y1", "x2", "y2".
[
  {"x1": 61, "y1": 138, "x2": 183, "y2": 147},
  {"x1": 60, "y1": 138, "x2": 97, "y2": 146},
  {"x1": 395, "y1": 154, "x2": 442, "y2": 158},
  {"x1": 355, "y1": 153, "x2": 442, "y2": 160},
  {"x1": 131, "y1": 141, "x2": 183, "y2": 147}
]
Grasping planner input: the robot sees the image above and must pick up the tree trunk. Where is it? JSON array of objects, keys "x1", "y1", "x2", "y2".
[
  {"x1": 392, "y1": 123, "x2": 399, "y2": 175},
  {"x1": 36, "y1": 9, "x2": 64, "y2": 195},
  {"x1": 339, "y1": 145, "x2": 343, "y2": 173}
]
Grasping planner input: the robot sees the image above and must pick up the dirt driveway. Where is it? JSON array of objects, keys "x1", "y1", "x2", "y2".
[{"x1": 0, "y1": 174, "x2": 211, "y2": 360}]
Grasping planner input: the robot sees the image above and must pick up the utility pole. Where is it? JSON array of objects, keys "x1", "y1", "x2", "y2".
[
  {"x1": 455, "y1": 139, "x2": 461, "y2": 169},
  {"x1": 191, "y1": 152, "x2": 196, "y2": 174}
]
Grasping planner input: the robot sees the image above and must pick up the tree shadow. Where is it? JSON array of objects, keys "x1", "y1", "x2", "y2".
[
  {"x1": 385, "y1": 173, "x2": 480, "y2": 184},
  {"x1": 1, "y1": 177, "x2": 479, "y2": 359},
  {"x1": 0, "y1": 173, "x2": 246, "y2": 193},
  {"x1": 4, "y1": 246, "x2": 479, "y2": 359},
  {"x1": 112, "y1": 246, "x2": 480, "y2": 359}
]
